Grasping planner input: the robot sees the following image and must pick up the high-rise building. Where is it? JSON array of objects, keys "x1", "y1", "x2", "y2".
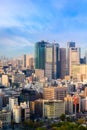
[
  {"x1": 23, "y1": 54, "x2": 34, "y2": 69},
  {"x1": 67, "y1": 42, "x2": 75, "y2": 48},
  {"x1": 69, "y1": 47, "x2": 80, "y2": 76},
  {"x1": 45, "y1": 43, "x2": 60, "y2": 80},
  {"x1": 60, "y1": 48, "x2": 66, "y2": 79},
  {"x1": 66, "y1": 42, "x2": 75, "y2": 75},
  {"x1": 35, "y1": 41, "x2": 49, "y2": 69},
  {"x1": 66, "y1": 42, "x2": 80, "y2": 76}
]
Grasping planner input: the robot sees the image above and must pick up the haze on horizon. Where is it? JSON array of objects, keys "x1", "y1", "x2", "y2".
[{"x1": 0, "y1": 0, "x2": 87, "y2": 57}]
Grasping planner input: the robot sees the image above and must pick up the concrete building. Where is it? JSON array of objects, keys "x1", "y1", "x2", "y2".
[
  {"x1": 0, "y1": 110, "x2": 11, "y2": 126},
  {"x1": 69, "y1": 47, "x2": 80, "y2": 76},
  {"x1": 30, "y1": 99, "x2": 65, "y2": 118},
  {"x1": 71, "y1": 64, "x2": 87, "y2": 81},
  {"x1": 60, "y1": 48, "x2": 66, "y2": 79},
  {"x1": 12, "y1": 73, "x2": 25, "y2": 87},
  {"x1": 66, "y1": 42, "x2": 80, "y2": 76},
  {"x1": 23, "y1": 54, "x2": 34, "y2": 69},
  {"x1": 43, "y1": 86, "x2": 68, "y2": 100},
  {"x1": 35, "y1": 69, "x2": 44, "y2": 80},
  {"x1": 13, "y1": 105, "x2": 21, "y2": 123},
  {"x1": 0, "y1": 62, "x2": 4, "y2": 74},
  {"x1": 0, "y1": 93, "x2": 4, "y2": 110},
  {"x1": 20, "y1": 102, "x2": 30, "y2": 121},
  {"x1": 43, "y1": 100, "x2": 65, "y2": 118},
  {"x1": 9, "y1": 97, "x2": 18, "y2": 111},
  {"x1": 81, "y1": 97, "x2": 87, "y2": 112},
  {"x1": 20, "y1": 88, "x2": 38, "y2": 102},
  {"x1": 64, "y1": 95, "x2": 73, "y2": 114},
  {"x1": 1, "y1": 75, "x2": 9, "y2": 87}
]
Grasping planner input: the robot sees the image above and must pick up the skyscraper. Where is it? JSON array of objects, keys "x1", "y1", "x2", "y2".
[
  {"x1": 35, "y1": 41, "x2": 48, "y2": 69},
  {"x1": 66, "y1": 42, "x2": 76, "y2": 75},
  {"x1": 45, "y1": 43, "x2": 60, "y2": 80},
  {"x1": 66, "y1": 42, "x2": 80, "y2": 76},
  {"x1": 60, "y1": 48, "x2": 66, "y2": 79},
  {"x1": 69, "y1": 47, "x2": 80, "y2": 76}
]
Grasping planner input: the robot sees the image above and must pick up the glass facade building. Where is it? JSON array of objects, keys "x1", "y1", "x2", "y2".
[{"x1": 35, "y1": 41, "x2": 49, "y2": 69}]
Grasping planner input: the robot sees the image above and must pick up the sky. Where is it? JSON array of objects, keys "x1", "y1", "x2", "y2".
[{"x1": 0, "y1": 0, "x2": 87, "y2": 57}]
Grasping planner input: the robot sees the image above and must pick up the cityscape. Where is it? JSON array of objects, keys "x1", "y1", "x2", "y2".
[
  {"x1": 0, "y1": 41, "x2": 87, "y2": 129},
  {"x1": 1, "y1": 0, "x2": 87, "y2": 130}
]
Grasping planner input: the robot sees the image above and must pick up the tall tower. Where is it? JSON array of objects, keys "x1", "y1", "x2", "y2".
[
  {"x1": 66, "y1": 42, "x2": 80, "y2": 76},
  {"x1": 66, "y1": 42, "x2": 75, "y2": 75},
  {"x1": 60, "y1": 48, "x2": 66, "y2": 79},
  {"x1": 45, "y1": 43, "x2": 60, "y2": 80},
  {"x1": 35, "y1": 41, "x2": 48, "y2": 69}
]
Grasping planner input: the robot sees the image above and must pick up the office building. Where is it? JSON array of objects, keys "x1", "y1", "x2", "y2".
[
  {"x1": 66, "y1": 42, "x2": 80, "y2": 76},
  {"x1": 0, "y1": 110, "x2": 11, "y2": 126},
  {"x1": 31, "y1": 99, "x2": 65, "y2": 118},
  {"x1": 43, "y1": 86, "x2": 68, "y2": 100},
  {"x1": 1, "y1": 74, "x2": 9, "y2": 87},
  {"x1": 43, "y1": 100, "x2": 65, "y2": 118},
  {"x1": 60, "y1": 48, "x2": 66, "y2": 79},
  {"x1": 71, "y1": 64, "x2": 87, "y2": 80},
  {"x1": 81, "y1": 97, "x2": 87, "y2": 112},
  {"x1": 13, "y1": 105, "x2": 21, "y2": 123},
  {"x1": 35, "y1": 69, "x2": 44, "y2": 80},
  {"x1": 64, "y1": 95, "x2": 73, "y2": 114},
  {"x1": 9, "y1": 97, "x2": 18, "y2": 111},
  {"x1": 23, "y1": 54, "x2": 34, "y2": 69},
  {"x1": 20, "y1": 102, "x2": 30, "y2": 121},
  {"x1": 35, "y1": 41, "x2": 49, "y2": 69},
  {"x1": 45, "y1": 43, "x2": 60, "y2": 80},
  {"x1": 12, "y1": 73, "x2": 25, "y2": 84}
]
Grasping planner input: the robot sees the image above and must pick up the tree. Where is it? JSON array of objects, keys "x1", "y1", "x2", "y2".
[
  {"x1": 77, "y1": 118, "x2": 85, "y2": 125},
  {"x1": 78, "y1": 125, "x2": 86, "y2": 130},
  {"x1": 60, "y1": 114, "x2": 66, "y2": 121}
]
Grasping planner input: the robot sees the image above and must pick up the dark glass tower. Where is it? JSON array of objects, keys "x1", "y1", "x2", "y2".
[{"x1": 35, "y1": 41, "x2": 48, "y2": 69}]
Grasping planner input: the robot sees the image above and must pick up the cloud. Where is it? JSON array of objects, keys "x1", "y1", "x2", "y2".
[
  {"x1": 0, "y1": 0, "x2": 87, "y2": 57},
  {"x1": 0, "y1": 36, "x2": 34, "y2": 49},
  {"x1": 0, "y1": 0, "x2": 38, "y2": 27}
]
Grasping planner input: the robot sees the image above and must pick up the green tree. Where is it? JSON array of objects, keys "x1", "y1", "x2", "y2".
[
  {"x1": 36, "y1": 127, "x2": 46, "y2": 130},
  {"x1": 77, "y1": 118, "x2": 85, "y2": 125},
  {"x1": 78, "y1": 125, "x2": 86, "y2": 130},
  {"x1": 60, "y1": 114, "x2": 66, "y2": 121}
]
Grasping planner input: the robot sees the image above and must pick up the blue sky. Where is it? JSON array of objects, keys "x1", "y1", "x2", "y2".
[{"x1": 0, "y1": 0, "x2": 87, "y2": 57}]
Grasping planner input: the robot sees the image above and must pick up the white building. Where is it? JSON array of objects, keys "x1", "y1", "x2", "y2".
[
  {"x1": 13, "y1": 105, "x2": 21, "y2": 123},
  {"x1": 43, "y1": 100, "x2": 65, "y2": 118},
  {"x1": 9, "y1": 97, "x2": 18, "y2": 111},
  {"x1": 2, "y1": 74, "x2": 9, "y2": 87}
]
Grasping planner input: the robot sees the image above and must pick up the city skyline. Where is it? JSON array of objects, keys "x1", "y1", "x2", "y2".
[{"x1": 0, "y1": 0, "x2": 87, "y2": 56}]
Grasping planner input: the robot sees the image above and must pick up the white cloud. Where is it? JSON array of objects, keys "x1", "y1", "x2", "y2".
[{"x1": 0, "y1": 36, "x2": 34, "y2": 49}]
